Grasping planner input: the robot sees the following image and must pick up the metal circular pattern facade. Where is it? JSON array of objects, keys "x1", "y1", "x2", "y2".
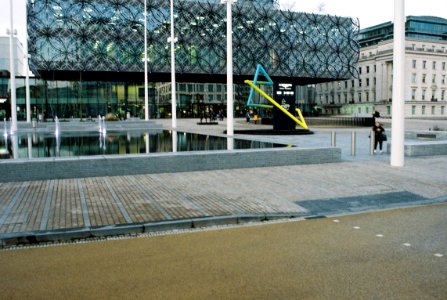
[{"x1": 27, "y1": 0, "x2": 359, "y2": 81}]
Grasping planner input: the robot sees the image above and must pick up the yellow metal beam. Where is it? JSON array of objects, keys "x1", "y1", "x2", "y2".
[{"x1": 245, "y1": 80, "x2": 308, "y2": 130}]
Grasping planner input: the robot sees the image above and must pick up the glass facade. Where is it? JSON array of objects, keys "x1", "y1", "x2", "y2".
[
  {"x1": 22, "y1": 0, "x2": 360, "y2": 119},
  {"x1": 358, "y1": 16, "x2": 447, "y2": 47},
  {"x1": 1, "y1": 76, "x2": 155, "y2": 120}
]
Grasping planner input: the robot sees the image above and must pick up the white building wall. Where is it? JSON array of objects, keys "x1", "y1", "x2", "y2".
[
  {"x1": 315, "y1": 38, "x2": 447, "y2": 118},
  {"x1": 0, "y1": 36, "x2": 25, "y2": 76}
]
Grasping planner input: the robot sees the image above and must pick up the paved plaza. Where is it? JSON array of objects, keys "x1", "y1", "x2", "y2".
[{"x1": 0, "y1": 118, "x2": 447, "y2": 246}]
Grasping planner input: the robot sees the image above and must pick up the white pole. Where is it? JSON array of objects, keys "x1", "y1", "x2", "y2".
[
  {"x1": 9, "y1": 0, "x2": 17, "y2": 133},
  {"x1": 24, "y1": 2, "x2": 31, "y2": 123},
  {"x1": 25, "y1": 54, "x2": 31, "y2": 123},
  {"x1": 391, "y1": 0, "x2": 405, "y2": 167},
  {"x1": 170, "y1": 0, "x2": 177, "y2": 129},
  {"x1": 144, "y1": 0, "x2": 149, "y2": 121},
  {"x1": 224, "y1": 0, "x2": 235, "y2": 137}
]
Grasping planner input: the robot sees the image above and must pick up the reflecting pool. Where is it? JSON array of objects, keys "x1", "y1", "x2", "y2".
[{"x1": 0, "y1": 130, "x2": 287, "y2": 159}]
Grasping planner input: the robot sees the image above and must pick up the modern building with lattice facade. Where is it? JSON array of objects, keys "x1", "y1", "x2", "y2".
[
  {"x1": 315, "y1": 16, "x2": 447, "y2": 119},
  {"x1": 6, "y1": 0, "x2": 359, "y2": 120}
]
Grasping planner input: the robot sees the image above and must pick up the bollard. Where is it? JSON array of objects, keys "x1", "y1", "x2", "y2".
[
  {"x1": 331, "y1": 131, "x2": 336, "y2": 147},
  {"x1": 351, "y1": 131, "x2": 356, "y2": 156},
  {"x1": 370, "y1": 129, "x2": 375, "y2": 155}
]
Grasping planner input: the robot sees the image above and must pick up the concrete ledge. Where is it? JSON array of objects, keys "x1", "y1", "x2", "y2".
[
  {"x1": 143, "y1": 219, "x2": 193, "y2": 233},
  {"x1": 0, "y1": 214, "x2": 305, "y2": 248},
  {"x1": 35, "y1": 228, "x2": 91, "y2": 242},
  {"x1": 386, "y1": 140, "x2": 447, "y2": 157},
  {"x1": 90, "y1": 224, "x2": 144, "y2": 237},
  {"x1": 192, "y1": 216, "x2": 239, "y2": 228},
  {"x1": 0, "y1": 147, "x2": 341, "y2": 182},
  {"x1": 405, "y1": 141, "x2": 447, "y2": 156}
]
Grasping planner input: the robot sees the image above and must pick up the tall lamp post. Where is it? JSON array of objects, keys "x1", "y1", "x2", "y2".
[
  {"x1": 222, "y1": 0, "x2": 236, "y2": 137},
  {"x1": 391, "y1": 0, "x2": 405, "y2": 167},
  {"x1": 169, "y1": 0, "x2": 177, "y2": 129},
  {"x1": 144, "y1": 0, "x2": 149, "y2": 120},
  {"x1": 8, "y1": 0, "x2": 17, "y2": 133},
  {"x1": 25, "y1": 1, "x2": 31, "y2": 123}
]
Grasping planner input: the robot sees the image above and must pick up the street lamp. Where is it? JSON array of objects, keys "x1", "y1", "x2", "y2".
[
  {"x1": 8, "y1": 0, "x2": 17, "y2": 133},
  {"x1": 169, "y1": 0, "x2": 177, "y2": 129},
  {"x1": 221, "y1": 0, "x2": 236, "y2": 137},
  {"x1": 390, "y1": 0, "x2": 405, "y2": 167},
  {"x1": 144, "y1": 0, "x2": 149, "y2": 120}
]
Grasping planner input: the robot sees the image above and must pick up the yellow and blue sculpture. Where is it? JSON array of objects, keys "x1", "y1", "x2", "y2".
[{"x1": 245, "y1": 64, "x2": 309, "y2": 131}]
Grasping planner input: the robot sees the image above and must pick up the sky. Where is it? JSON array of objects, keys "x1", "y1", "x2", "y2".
[{"x1": 1, "y1": 0, "x2": 447, "y2": 47}]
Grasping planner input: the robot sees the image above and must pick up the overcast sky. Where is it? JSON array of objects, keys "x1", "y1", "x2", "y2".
[{"x1": 1, "y1": 0, "x2": 447, "y2": 47}]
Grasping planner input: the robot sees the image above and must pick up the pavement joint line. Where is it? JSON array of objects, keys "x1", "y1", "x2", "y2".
[
  {"x1": 77, "y1": 179, "x2": 91, "y2": 228},
  {"x1": 39, "y1": 180, "x2": 54, "y2": 232},
  {"x1": 102, "y1": 177, "x2": 133, "y2": 224},
  {"x1": 0, "y1": 182, "x2": 27, "y2": 227},
  {"x1": 126, "y1": 176, "x2": 173, "y2": 220}
]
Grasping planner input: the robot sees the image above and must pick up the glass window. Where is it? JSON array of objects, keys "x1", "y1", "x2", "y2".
[
  {"x1": 442, "y1": 62, "x2": 446, "y2": 71},
  {"x1": 412, "y1": 105, "x2": 416, "y2": 115},
  {"x1": 412, "y1": 89, "x2": 416, "y2": 100},
  {"x1": 432, "y1": 74, "x2": 436, "y2": 84},
  {"x1": 366, "y1": 66, "x2": 370, "y2": 73},
  {"x1": 412, "y1": 60, "x2": 417, "y2": 68},
  {"x1": 387, "y1": 106, "x2": 391, "y2": 115},
  {"x1": 422, "y1": 105, "x2": 426, "y2": 114},
  {"x1": 422, "y1": 74, "x2": 426, "y2": 84},
  {"x1": 431, "y1": 106, "x2": 435, "y2": 115},
  {"x1": 422, "y1": 89, "x2": 426, "y2": 100},
  {"x1": 358, "y1": 92, "x2": 362, "y2": 102},
  {"x1": 433, "y1": 61, "x2": 436, "y2": 70},
  {"x1": 358, "y1": 79, "x2": 362, "y2": 87},
  {"x1": 441, "y1": 106, "x2": 445, "y2": 115},
  {"x1": 359, "y1": 67, "x2": 362, "y2": 74},
  {"x1": 208, "y1": 84, "x2": 214, "y2": 92},
  {"x1": 412, "y1": 73, "x2": 416, "y2": 84},
  {"x1": 366, "y1": 78, "x2": 369, "y2": 86},
  {"x1": 216, "y1": 85, "x2": 222, "y2": 92},
  {"x1": 442, "y1": 75, "x2": 445, "y2": 85},
  {"x1": 442, "y1": 90, "x2": 445, "y2": 100},
  {"x1": 423, "y1": 60, "x2": 427, "y2": 69}
]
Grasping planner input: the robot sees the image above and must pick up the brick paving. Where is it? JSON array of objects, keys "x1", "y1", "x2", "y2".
[{"x1": 1, "y1": 118, "x2": 447, "y2": 244}]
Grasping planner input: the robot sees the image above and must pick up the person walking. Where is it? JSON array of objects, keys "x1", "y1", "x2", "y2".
[{"x1": 372, "y1": 121, "x2": 386, "y2": 154}]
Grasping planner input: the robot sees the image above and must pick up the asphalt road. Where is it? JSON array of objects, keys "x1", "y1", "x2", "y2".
[{"x1": 1, "y1": 203, "x2": 446, "y2": 300}]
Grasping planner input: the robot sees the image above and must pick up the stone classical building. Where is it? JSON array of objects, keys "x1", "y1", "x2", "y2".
[{"x1": 315, "y1": 16, "x2": 447, "y2": 119}]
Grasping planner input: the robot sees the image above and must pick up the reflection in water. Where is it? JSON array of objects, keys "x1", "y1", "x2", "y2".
[
  {"x1": 0, "y1": 130, "x2": 286, "y2": 159},
  {"x1": 3, "y1": 119, "x2": 7, "y2": 139},
  {"x1": 172, "y1": 130, "x2": 178, "y2": 153}
]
